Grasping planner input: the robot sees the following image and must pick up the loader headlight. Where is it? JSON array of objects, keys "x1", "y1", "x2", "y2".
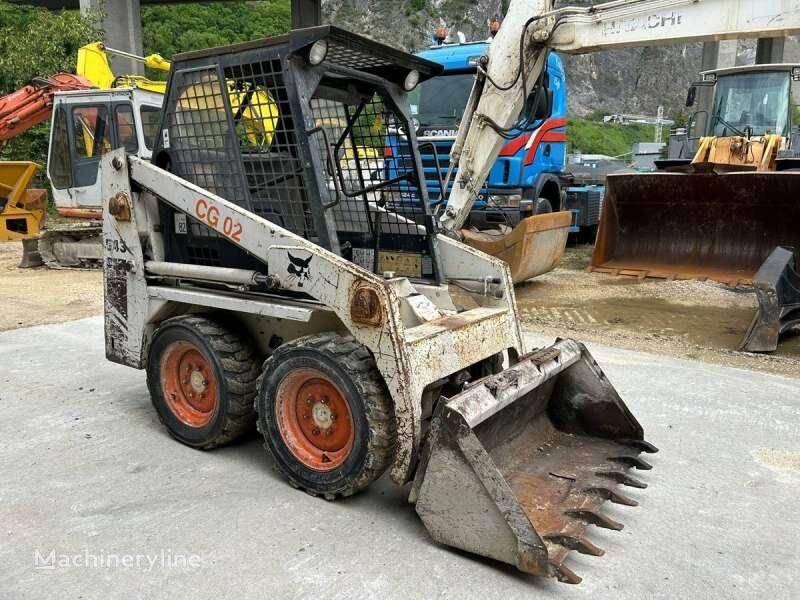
[
  {"x1": 488, "y1": 194, "x2": 521, "y2": 208},
  {"x1": 307, "y1": 40, "x2": 328, "y2": 66},
  {"x1": 404, "y1": 69, "x2": 420, "y2": 91}
]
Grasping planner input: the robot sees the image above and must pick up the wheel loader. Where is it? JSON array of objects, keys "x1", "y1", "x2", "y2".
[{"x1": 100, "y1": 26, "x2": 657, "y2": 584}]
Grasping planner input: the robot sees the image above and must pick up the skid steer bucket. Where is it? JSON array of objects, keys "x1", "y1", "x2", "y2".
[
  {"x1": 413, "y1": 339, "x2": 657, "y2": 584},
  {"x1": 461, "y1": 211, "x2": 571, "y2": 284},
  {"x1": 590, "y1": 171, "x2": 800, "y2": 285}
]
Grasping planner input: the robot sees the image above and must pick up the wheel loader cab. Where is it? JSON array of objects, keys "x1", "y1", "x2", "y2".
[{"x1": 154, "y1": 27, "x2": 444, "y2": 282}]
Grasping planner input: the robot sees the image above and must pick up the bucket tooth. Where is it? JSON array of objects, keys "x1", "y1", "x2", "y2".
[
  {"x1": 618, "y1": 439, "x2": 659, "y2": 454},
  {"x1": 581, "y1": 486, "x2": 638, "y2": 507},
  {"x1": 551, "y1": 562, "x2": 582, "y2": 585},
  {"x1": 565, "y1": 509, "x2": 624, "y2": 531},
  {"x1": 545, "y1": 534, "x2": 605, "y2": 557},
  {"x1": 596, "y1": 470, "x2": 648, "y2": 489},
  {"x1": 609, "y1": 455, "x2": 653, "y2": 470}
]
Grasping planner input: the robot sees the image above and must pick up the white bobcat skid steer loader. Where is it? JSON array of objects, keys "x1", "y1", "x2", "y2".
[{"x1": 100, "y1": 27, "x2": 655, "y2": 583}]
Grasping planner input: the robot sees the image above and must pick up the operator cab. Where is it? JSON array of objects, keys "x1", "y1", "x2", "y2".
[
  {"x1": 153, "y1": 26, "x2": 443, "y2": 282},
  {"x1": 47, "y1": 88, "x2": 163, "y2": 216},
  {"x1": 664, "y1": 63, "x2": 800, "y2": 169}
]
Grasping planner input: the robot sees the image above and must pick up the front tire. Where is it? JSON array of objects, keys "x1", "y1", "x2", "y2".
[
  {"x1": 256, "y1": 332, "x2": 396, "y2": 499},
  {"x1": 147, "y1": 315, "x2": 260, "y2": 449}
]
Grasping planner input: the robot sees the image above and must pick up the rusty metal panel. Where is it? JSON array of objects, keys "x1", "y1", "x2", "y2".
[{"x1": 591, "y1": 171, "x2": 800, "y2": 285}]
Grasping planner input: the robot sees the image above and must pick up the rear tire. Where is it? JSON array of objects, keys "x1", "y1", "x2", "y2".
[
  {"x1": 256, "y1": 332, "x2": 396, "y2": 499},
  {"x1": 147, "y1": 315, "x2": 259, "y2": 449}
]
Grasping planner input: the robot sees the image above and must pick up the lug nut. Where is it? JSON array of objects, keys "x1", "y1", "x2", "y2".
[
  {"x1": 330, "y1": 413, "x2": 337, "y2": 421},
  {"x1": 312, "y1": 427, "x2": 320, "y2": 436},
  {"x1": 303, "y1": 412, "x2": 311, "y2": 420}
]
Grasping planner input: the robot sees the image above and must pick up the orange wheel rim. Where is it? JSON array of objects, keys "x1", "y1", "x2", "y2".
[
  {"x1": 160, "y1": 340, "x2": 218, "y2": 427},
  {"x1": 275, "y1": 368, "x2": 355, "y2": 471}
]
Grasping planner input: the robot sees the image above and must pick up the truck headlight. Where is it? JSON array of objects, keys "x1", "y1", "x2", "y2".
[{"x1": 488, "y1": 194, "x2": 521, "y2": 208}]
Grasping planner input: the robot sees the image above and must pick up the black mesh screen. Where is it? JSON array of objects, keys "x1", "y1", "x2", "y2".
[
  {"x1": 156, "y1": 34, "x2": 438, "y2": 280},
  {"x1": 308, "y1": 82, "x2": 434, "y2": 277}
]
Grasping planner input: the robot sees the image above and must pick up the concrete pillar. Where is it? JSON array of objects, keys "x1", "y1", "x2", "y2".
[
  {"x1": 291, "y1": 0, "x2": 322, "y2": 28},
  {"x1": 716, "y1": 40, "x2": 738, "y2": 69},
  {"x1": 80, "y1": 0, "x2": 143, "y2": 75},
  {"x1": 701, "y1": 42, "x2": 719, "y2": 71},
  {"x1": 756, "y1": 37, "x2": 785, "y2": 64}
]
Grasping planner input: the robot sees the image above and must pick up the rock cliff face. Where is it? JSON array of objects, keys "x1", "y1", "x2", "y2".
[{"x1": 322, "y1": 0, "x2": 707, "y2": 118}]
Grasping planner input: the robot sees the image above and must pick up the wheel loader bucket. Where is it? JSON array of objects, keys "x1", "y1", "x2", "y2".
[
  {"x1": 412, "y1": 339, "x2": 657, "y2": 584},
  {"x1": 590, "y1": 171, "x2": 800, "y2": 285},
  {"x1": 461, "y1": 211, "x2": 571, "y2": 284}
]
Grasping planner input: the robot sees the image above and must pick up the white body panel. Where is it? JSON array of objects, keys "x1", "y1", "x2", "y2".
[{"x1": 101, "y1": 152, "x2": 524, "y2": 484}]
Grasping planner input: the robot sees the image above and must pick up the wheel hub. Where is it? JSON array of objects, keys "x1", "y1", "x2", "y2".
[
  {"x1": 275, "y1": 368, "x2": 354, "y2": 471},
  {"x1": 161, "y1": 341, "x2": 218, "y2": 427}
]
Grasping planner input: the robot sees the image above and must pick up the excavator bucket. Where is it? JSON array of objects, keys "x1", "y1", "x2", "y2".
[
  {"x1": 740, "y1": 247, "x2": 800, "y2": 353},
  {"x1": 590, "y1": 171, "x2": 800, "y2": 285},
  {"x1": 461, "y1": 211, "x2": 571, "y2": 284},
  {"x1": 412, "y1": 339, "x2": 657, "y2": 584}
]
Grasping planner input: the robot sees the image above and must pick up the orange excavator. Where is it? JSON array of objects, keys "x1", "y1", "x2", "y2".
[{"x1": 0, "y1": 73, "x2": 95, "y2": 266}]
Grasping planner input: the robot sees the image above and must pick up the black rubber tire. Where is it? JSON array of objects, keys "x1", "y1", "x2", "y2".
[
  {"x1": 256, "y1": 332, "x2": 396, "y2": 500},
  {"x1": 534, "y1": 197, "x2": 554, "y2": 214},
  {"x1": 147, "y1": 315, "x2": 260, "y2": 449}
]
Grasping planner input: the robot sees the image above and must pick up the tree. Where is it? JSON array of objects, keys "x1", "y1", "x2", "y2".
[{"x1": 0, "y1": 2, "x2": 101, "y2": 173}]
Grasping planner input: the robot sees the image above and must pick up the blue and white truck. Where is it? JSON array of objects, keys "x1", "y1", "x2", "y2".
[{"x1": 385, "y1": 38, "x2": 596, "y2": 233}]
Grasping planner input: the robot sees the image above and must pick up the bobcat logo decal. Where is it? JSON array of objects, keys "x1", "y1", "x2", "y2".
[{"x1": 287, "y1": 252, "x2": 312, "y2": 287}]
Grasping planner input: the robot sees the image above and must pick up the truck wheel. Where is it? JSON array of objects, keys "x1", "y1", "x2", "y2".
[
  {"x1": 256, "y1": 333, "x2": 396, "y2": 499},
  {"x1": 535, "y1": 197, "x2": 554, "y2": 214},
  {"x1": 147, "y1": 315, "x2": 259, "y2": 449}
]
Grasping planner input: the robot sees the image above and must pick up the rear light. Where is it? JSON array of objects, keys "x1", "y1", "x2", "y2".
[{"x1": 384, "y1": 146, "x2": 393, "y2": 158}]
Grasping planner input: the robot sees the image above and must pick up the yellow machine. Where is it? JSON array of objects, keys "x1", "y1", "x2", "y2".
[
  {"x1": 0, "y1": 162, "x2": 46, "y2": 242},
  {"x1": 76, "y1": 42, "x2": 170, "y2": 93}
]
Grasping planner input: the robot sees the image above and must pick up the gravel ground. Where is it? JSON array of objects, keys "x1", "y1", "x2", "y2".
[
  {"x1": 517, "y1": 244, "x2": 800, "y2": 378},
  {"x1": 0, "y1": 241, "x2": 102, "y2": 331}
]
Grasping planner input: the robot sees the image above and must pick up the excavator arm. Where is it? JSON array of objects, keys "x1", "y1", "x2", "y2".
[
  {"x1": 0, "y1": 74, "x2": 94, "y2": 142},
  {"x1": 440, "y1": 0, "x2": 800, "y2": 232}
]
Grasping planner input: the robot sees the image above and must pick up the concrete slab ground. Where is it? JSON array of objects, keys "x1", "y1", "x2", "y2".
[{"x1": 1, "y1": 317, "x2": 798, "y2": 599}]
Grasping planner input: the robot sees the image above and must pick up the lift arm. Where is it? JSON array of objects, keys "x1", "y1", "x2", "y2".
[{"x1": 440, "y1": 0, "x2": 800, "y2": 232}]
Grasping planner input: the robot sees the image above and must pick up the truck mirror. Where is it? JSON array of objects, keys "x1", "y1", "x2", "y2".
[{"x1": 686, "y1": 85, "x2": 697, "y2": 108}]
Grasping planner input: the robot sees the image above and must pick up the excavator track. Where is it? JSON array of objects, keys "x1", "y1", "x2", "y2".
[{"x1": 38, "y1": 223, "x2": 103, "y2": 269}]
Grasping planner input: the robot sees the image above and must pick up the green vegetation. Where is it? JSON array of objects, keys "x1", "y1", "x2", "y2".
[
  {"x1": 141, "y1": 1, "x2": 289, "y2": 58},
  {"x1": 567, "y1": 117, "x2": 669, "y2": 157},
  {"x1": 0, "y1": 2, "x2": 101, "y2": 181}
]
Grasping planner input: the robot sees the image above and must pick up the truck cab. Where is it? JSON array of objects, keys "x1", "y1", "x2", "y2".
[
  {"x1": 385, "y1": 40, "x2": 568, "y2": 229},
  {"x1": 47, "y1": 87, "x2": 163, "y2": 217}
]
